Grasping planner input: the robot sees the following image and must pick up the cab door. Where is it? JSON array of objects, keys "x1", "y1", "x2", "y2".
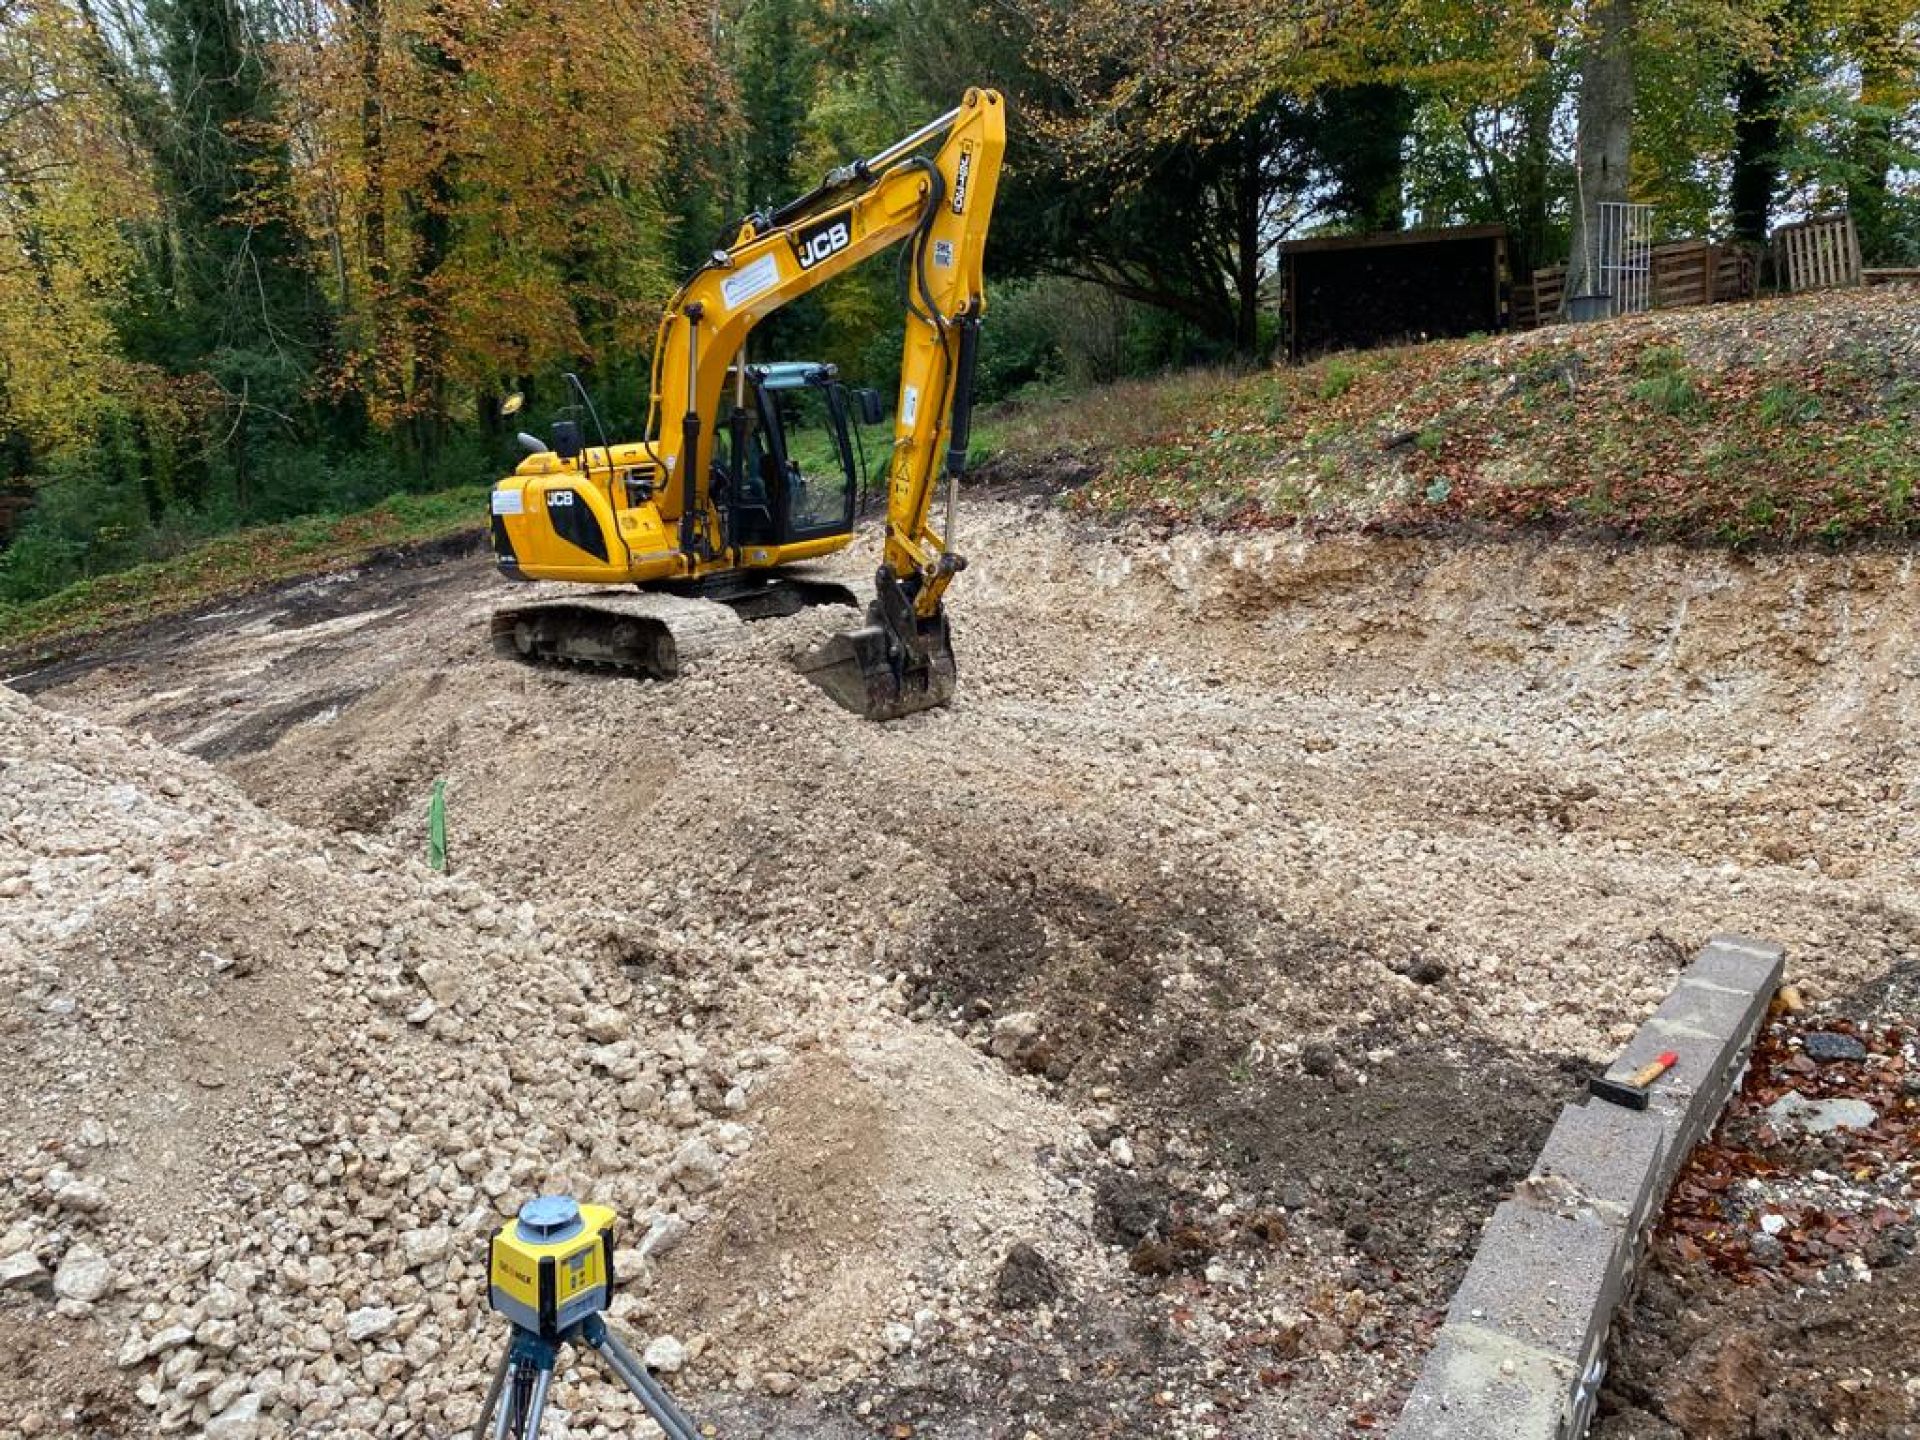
[{"x1": 759, "y1": 381, "x2": 856, "y2": 543}]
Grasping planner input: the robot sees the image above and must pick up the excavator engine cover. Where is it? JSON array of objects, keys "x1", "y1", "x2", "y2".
[{"x1": 797, "y1": 569, "x2": 956, "y2": 721}]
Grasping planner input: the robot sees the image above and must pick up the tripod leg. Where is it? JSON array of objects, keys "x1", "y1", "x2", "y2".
[
  {"x1": 520, "y1": 1367, "x2": 554, "y2": 1438},
  {"x1": 493, "y1": 1358, "x2": 533, "y2": 1440},
  {"x1": 473, "y1": 1345, "x2": 512, "y2": 1440},
  {"x1": 593, "y1": 1328, "x2": 702, "y2": 1440}
]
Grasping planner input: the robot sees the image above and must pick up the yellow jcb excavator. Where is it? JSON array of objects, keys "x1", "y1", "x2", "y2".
[{"x1": 486, "y1": 89, "x2": 1005, "y2": 720}]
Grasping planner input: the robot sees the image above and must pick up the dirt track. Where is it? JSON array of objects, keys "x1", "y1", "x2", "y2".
[{"x1": 4, "y1": 496, "x2": 1918, "y2": 1436}]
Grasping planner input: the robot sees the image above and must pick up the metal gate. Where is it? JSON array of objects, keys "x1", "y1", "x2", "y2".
[{"x1": 1596, "y1": 202, "x2": 1654, "y2": 317}]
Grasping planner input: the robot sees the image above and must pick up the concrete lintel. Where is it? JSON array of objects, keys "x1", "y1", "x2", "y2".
[
  {"x1": 1704, "y1": 933, "x2": 1787, "y2": 961},
  {"x1": 1442, "y1": 1199, "x2": 1629, "y2": 1367},
  {"x1": 1527, "y1": 1100, "x2": 1668, "y2": 1236}
]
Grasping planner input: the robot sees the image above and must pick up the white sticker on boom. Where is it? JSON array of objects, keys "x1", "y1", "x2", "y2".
[
  {"x1": 933, "y1": 239, "x2": 954, "y2": 268},
  {"x1": 491, "y1": 488, "x2": 524, "y2": 515},
  {"x1": 722, "y1": 253, "x2": 781, "y2": 309},
  {"x1": 902, "y1": 386, "x2": 920, "y2": 427}
]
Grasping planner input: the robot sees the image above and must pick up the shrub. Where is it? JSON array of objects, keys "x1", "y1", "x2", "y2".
[{"x1": 972, "y1": 278, "x2": 1066, "y2": 401}]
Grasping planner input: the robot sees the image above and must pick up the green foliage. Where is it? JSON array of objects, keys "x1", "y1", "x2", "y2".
[
  {"x1": 973, "y1": 280, "x2": 1065, "y2": 400},
  {"x1": 1319, "y1": 359, "x2": 1361, "y2": 400},
  {"x1": 1775, "y1": 71, "x2": 1920, "y2": 262},
  {"x1": 735, "y1": 0, "x2": 813, "y2": 209},
  {"x1": 1316, "y1": 85, "x2": 1418, "y2": 231},
  {"x1": 1758, "y1": 384, "x2": 1821, "y2": 425},
  {"x1": 964, "y1": 277, "x2": 1223, "y2": 405},
  {"x1": 1629, "y1": 346, "x2": 1707, "y2": 416},
  {"x1": 1404, "y1": 60, "x2": 1573, "y2": 272},
  {"x1": 0, "y1": 483, "x2": 487, "y2": 649},
  {"x1": 1631, "y1": 370, "x2": 1707, "y2": 417},
  {"x1": 1, "y1": 416, "x2": 497, "y2": 606},
  {"x1": 129, "y1": 0, "x2": 327, "y2": 370}
]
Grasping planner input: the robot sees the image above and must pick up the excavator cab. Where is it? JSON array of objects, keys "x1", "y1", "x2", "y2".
[{"x1": 720, "y1": 362, "x2": 877, "y2": 551}]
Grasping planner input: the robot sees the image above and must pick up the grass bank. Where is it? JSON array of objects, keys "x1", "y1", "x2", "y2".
[
  {"x1": 0, "y1": 486, "x2": 486, "y2": 658},
  {"x1": 981, "y1": 286, "x2": 1920, "y2": 547}
]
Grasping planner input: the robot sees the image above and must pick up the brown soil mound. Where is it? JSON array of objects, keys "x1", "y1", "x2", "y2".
[{"x1": 652, "y1": 1022, "x2": 1081, "y2": 1382}]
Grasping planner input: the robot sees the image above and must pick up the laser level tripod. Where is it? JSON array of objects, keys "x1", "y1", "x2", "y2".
[{"x1": 473, "y1": 1196, "x2": 705, "y2": 1440}]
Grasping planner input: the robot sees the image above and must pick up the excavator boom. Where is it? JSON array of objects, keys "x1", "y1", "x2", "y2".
[{"x1": 487, "y1": 91, "x2": 1006, "y2": 720}]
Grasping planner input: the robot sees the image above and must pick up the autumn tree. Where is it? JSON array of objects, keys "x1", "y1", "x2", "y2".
[
  {"x1": 80, "y1": 0, "x2": 335, "y2": 506},
  {"x1": 1844, "y1": 0, "x2": 1919, "y2": 256},
  {"x1": 282, "y1": 0, "x2": 717, "y2": 447},
  {"x1": 1004, "y1": 0, "x2": 1565, "y2": 351},
  {"x1": 0, "y1": 0, "x2": 153, "y2": 459}
]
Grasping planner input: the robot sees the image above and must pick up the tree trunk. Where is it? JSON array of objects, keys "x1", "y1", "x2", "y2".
[
  {"x1": 233, "y1": 380, "x2": 250, "y2": 511},
  {"x1": 355, "y1": 0, "x2": 386, "y2": 296},
  {"x1": 1566, "y1": 0, "x2": 1635, "y2": 304},
  {"x1": 1729, "y1": 60, "x2": 1783, "y2": 246},
  {"x1": 352, "y1": 0, "x2": 391, "y2": 430},
  {"x1": 403, "y1": 7, "x2": 463, "y2": 479},
  {"x1": 1233, "y1": 136, "x2": 1262, "y2": 357}
]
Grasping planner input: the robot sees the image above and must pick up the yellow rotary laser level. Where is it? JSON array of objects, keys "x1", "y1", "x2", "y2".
[
  {"x1": 473, "y1": 1196, "x2": 706, "y2": 1440},
  {"x1": 486, "y1": 1196, "x2": 616, "y2": 1339}
]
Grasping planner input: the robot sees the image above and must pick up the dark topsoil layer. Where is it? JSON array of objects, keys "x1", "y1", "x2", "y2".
[
  {"x1": 835, "y1": 859, "x2": 1593, "y2": 1436},
  {"x1": 690, "y1": 958, "x2": 1915, "y2": 1440}
]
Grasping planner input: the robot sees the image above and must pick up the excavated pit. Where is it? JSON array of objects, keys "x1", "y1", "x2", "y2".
[{"x1": 3, "y1": 497, "x2": 1917, "y2": 1436}]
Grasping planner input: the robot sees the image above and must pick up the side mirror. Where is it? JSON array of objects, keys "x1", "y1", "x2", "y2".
[
  {"x1": 853, "y1": 387, "x2": 889, "y2": 427},
  {"x1": 551, "y1": 420, "x2": 583, "y2": 461},
  {"x1": 501, "y1": 391, "x2": 526, "y2": 418}
]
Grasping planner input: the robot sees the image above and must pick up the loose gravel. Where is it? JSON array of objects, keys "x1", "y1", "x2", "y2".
[{"x1": 4, "y1": 497, "x2": 1917, "y2": 1436}]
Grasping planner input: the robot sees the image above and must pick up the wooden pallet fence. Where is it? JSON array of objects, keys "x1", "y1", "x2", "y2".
[
  {"x1": 1714, "y1": 243, "x2": 1757, "y2": 301},
  {"x1": 1651, "y1": 241, "x2": 1713, "y2": 307},
  {"x1": 1515, "y1": 265, "x2": 1566, "y2": 329},
  {"x1": 1516, "y1": 242, "x2": 1754, "y2": 329},
  {"x1": 1648, "y1": 241, "x2": 1757, "y2": 309},
  {"x1": 1776, "y1": 213, "x2": 1862, "y2": 292}
]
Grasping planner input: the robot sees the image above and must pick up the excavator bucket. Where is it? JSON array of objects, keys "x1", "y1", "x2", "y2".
[{"x1": 797, "y1": 601, "x2": 957, "y2": 721}]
